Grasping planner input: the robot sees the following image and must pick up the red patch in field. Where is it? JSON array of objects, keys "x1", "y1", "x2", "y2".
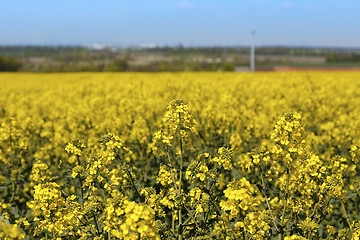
[{"x1": 273, "y1": 66, "x2": 360, "y2": 72}]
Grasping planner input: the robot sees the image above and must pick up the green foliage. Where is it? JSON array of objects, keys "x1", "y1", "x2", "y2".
[
  {"x1": 221, "y1": 62, "x2": 235, "y2": 71},
  {"x1": 105, "y1": 57, "x2": 130, "y2": 72},
  {"x1": 0, "y1": 55, "x2": 21, "y2": 72},
  {"x1": 326, "y1": 53, "x2": 360, "y2": 63}
]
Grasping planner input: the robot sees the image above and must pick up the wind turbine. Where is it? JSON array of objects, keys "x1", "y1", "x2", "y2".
[{"x1": 251, "y1": 28, "x2": 256, "y2": 72}]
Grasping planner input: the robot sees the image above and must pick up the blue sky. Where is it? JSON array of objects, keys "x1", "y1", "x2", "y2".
[{"x1": 1, "y1": 0, "x2": 359, "y2": 47}]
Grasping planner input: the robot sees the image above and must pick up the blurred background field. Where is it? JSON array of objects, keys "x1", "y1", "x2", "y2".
[{"x1": 1, "y1": 46, "x2": 360, "y2": 72}]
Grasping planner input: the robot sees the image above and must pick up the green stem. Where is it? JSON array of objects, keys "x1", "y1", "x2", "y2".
[
  {"x1": 178, "y1": 112, "x2": 183, "y2": 240},
  {"x1": 166, "y1": 149, "x2": 180, "y2": 195},
  {"x1": 260, "y1": 171, "x2": 280, "y2": 232},
  {"x1": 76, "y1": 156, "x2": 84, "y2": 204},
  {"x1": 183, "y1": 205, "x2": 200, "y2": 229},
  {"x1": 93, "y1": 212, "x2": 101, "y2": 236},
  {"x1": 172, "y1": 207, "x2": 175, "y2": 234},
  {"x1": 279, "y1": 167, "x2": 290, "y2": 239},
  {"x1": 125, "y1": 169, "x2": 144, "y2": 202},
  {"x1": 341, "y1": 202, "x2": 352, "y2": 229}
]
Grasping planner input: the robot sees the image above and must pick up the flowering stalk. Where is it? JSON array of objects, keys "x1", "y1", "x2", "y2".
[
  {"x1": 166, "y1": 149, "x2": 180, "y2": 194},
  {"x1": 76, "y1": 155, "x2": 84, "y2": 204},
  {"x1": 260, "y1": 171, "x2": 279, "y2": 232}
]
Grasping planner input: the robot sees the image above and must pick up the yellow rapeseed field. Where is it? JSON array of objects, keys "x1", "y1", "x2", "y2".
[{"x1": 1, "y1": 72, "x2": 360, "y2": 239}]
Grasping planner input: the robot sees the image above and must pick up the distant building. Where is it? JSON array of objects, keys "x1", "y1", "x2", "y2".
[
  {"x1": 234, "y1": 66, "x2": 250, "y2": 72},
  {"x1": 89, "y1": 44, "x2": 106, "y2": 50},
  {"x1": 139, "y1": 43, "x2": 158, "y2": 49}
]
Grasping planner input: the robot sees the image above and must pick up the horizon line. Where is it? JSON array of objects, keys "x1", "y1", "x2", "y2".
[{"x1": 1, "y1": 44, "x2": 360, "y2": 50}]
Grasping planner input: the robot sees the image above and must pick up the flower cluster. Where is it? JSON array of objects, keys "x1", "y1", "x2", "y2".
[
  {"x1": 213, "y1": 147, "x2": 233, "y2": 170},
  {"x1": 65, "y1": 139, "x2": 86, "y2": 156},
  {"x1": 152, "y1": 99, "x2": 196, "y2": 155},
  {"x1": 0, "y1": 219, "x2": 23, "y2": 239},
  {"x1": 186, "y1": 153, "x2": 215, "y2": 183},
  {"x1": 104, "y1": 194, "x2": 159, "y2": 239},
  {"x1": 29, "y1": 160, "x2": 52, "y2": 184},
  {"x1": 351, "y1": 145, "x2": 360, "y2": 163},
  {"x1": 220, "y1": 178, "x2": 269, "y2": 239},
  {"x1": 271, "y1": 112, "x2": 306, "y2": 159},
  {"x1": 27, "y1": 182, "x2": 80, "y2": 237},
  {"x1": 157, "y1": 165, "x2": 177, "y2": 186}
]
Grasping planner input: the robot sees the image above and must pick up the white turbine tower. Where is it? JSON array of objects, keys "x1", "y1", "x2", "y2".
[{"x1": 250, "y1": 28, "x2": 256, "y2": 72}]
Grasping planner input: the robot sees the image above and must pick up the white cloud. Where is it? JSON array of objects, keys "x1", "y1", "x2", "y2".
[
  {"x1": 279, "y1": 1, "x2": 293, "y2": 8},
  {"x1": 176, "y1": 1, "x2": 195, "y2": 8},
  {"x1": 248, "y1": 0, "x2": 270, "y2": 3}
]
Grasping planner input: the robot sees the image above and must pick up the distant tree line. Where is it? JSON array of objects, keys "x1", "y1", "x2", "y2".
[
  {"x1": 0, "y1": 46, "x2": 238, "y2": 72},
  {"x1": 143, "y1": 46, "x2": 354, "y2": 57},
  {"x1": 103, "y1": 57, "x2": 235, "y2": 72},
  {"x1": 0, "y1": 46, "x2": 86, "y2": 57},
  {"x1": 0, "y1": 46, "x2": 359, "y2": 72},
  {"x1": 326, "y1": 53, "x2": 360, "y2": 63}
]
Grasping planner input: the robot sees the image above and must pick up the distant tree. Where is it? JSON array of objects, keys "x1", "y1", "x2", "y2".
[
  {"x1": 350, "y1": 53, "x2": 360, "y2": 62},
  {"x1": 221, "y1": 62, "x2": 235, "y2": 71},
  {"x1": 105, "y1": 57, "x2": 129, "y2": 72},
  {"x1": 0, "y1": 55, "x2": 21, "y2": 71},
  {"x1": 326, "y1": 53, "x2": 336, "y2": 63}
]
